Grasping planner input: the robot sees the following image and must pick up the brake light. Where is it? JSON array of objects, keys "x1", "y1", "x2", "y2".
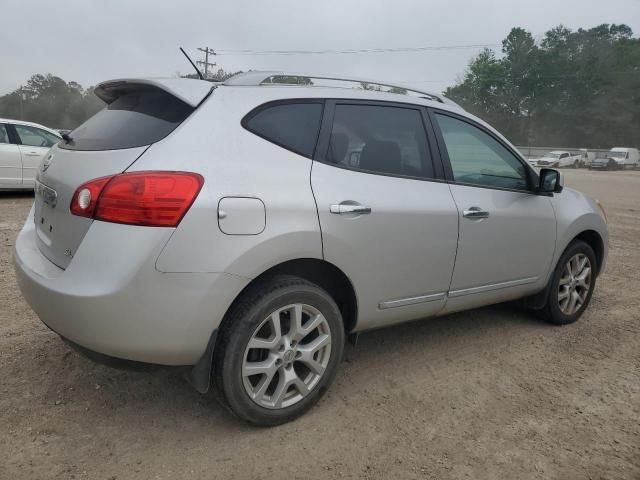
[{"x1": 70, "y1": 172, "x2": 204, "y2": 227}]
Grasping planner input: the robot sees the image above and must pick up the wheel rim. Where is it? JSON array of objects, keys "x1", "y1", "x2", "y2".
[
  {"x1": 242, "y1": 303, "x2": 332, "y2": 409},
  {"x1": 558, "y1": 253, "x2": 592, "y2": 315}
]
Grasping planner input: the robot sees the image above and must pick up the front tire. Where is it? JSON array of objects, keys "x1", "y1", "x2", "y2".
[
  {"x1": 540, "y1": 241, "x2": 597, "y2": 325},
  {"x1": 213, "y1": 275, "x2": 345, "y2": 426}
]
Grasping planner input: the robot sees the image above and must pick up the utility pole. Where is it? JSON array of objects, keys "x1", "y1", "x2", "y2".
[{"x1": 196, "y1": 47, "x2": 216, "y2": 79}]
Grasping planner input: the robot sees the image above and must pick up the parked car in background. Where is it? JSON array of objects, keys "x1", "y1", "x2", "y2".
[
  {"x1": 578, "y1": 148, "x2": 595, "y2": 168},
  {"x1": 14, "y1": 73, "x2": 608, "y2": 426},
  {"x1": 536, "y1": 150, "x2": 582, "y2": 168},
  {"x1": 590, "y1": 147, "x2": 640, "y2": 170},
  {"x1": 0, "y1": 119, "x2": 62, "y2": 190}
]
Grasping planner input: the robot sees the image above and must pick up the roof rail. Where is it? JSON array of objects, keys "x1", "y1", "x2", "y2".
[{"x1": 223, "y1": 71, "x2": 460, "y2": 107}]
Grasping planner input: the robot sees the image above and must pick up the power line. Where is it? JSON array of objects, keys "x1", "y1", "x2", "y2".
[{"x1": 213, "y1": 43, "x2": 500, "y2": 56}]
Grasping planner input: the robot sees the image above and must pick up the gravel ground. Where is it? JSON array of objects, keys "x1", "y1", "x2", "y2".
[{"x1": 1, "y1": 169, "x2": 639, "y2": 480}]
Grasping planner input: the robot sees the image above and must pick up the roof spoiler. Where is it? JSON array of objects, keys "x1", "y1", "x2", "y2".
[{"x1": 95, "y1": 78, "x2": 214, "y2": 108}]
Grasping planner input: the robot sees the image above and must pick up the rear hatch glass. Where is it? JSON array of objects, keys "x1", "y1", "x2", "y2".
[
  {"x1": 60, "y1": 90, "x2": 193, "y2": 151},
  {"x1": 34, "y1": 84, "x2": 198, "y2": 269}
]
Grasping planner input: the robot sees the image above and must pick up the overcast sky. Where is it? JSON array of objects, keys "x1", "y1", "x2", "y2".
[{"x1": 1, "y1": 0, "x2": 639, "y2": 96}]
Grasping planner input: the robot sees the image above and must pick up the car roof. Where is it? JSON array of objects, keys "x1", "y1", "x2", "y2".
[
  {"x1": 89, "y1": 74, "x2": 523, "y2": 157},
  {"x1": 94, "y1": 72, "x2": 463, "y2": 111},
  {"x1": 222, "y1": 71, "x2": 462, "y2": 108},
  {"x1": 0, "y1": 118, "x2": 61, "y2": 137},
  {"x1": 610, "y1": 147, "x2": 636, "y2": 152}
]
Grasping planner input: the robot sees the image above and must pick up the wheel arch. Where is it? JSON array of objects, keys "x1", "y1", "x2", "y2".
[
  {"x1": 224, "y1": 258, "x2": 358, "y2": 334},
  {"x1": 187, "y1": 258, "x2": 358, "y2": 394},
  {"x1": 573, "y1": 229, "x2": 605, "y2": 275}
]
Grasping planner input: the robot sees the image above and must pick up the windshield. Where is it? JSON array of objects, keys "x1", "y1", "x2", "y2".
[{"x1": 609, "y1": 151, "x2": 626, "y2": 158}]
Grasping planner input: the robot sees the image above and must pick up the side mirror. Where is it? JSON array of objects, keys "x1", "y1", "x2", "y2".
[{"x1": 538, "y1": 168, "x2": 564, "y2": 194}]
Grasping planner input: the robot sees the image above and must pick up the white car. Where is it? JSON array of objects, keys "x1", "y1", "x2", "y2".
[
  {"x1": 535, "y1": 151, "x2": 581, "y2": 169},
  {"x1": 0, "y1": 118, "x2": 62, "y2": 190}
]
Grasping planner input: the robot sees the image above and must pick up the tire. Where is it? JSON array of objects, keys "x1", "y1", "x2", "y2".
[
  {"x1": 212, "y1": 275, "x2": 345, "y2": 426},
  {"x1": 608, "y1": 159, "x2": 616, "y2": 171},
  {"x1": 540, "y1": 240, "x2": 597, "y2": 325},
  {"x1": 573, "y1": 160, "x2": 579, "y2": 169}
]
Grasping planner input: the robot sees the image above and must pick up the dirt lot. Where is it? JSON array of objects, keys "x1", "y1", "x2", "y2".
[{"x1": 1, "y1": 170, "x2": 639, "y2": 480}]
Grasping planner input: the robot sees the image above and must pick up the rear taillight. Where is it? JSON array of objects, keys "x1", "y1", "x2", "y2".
[{"x1": 70, "y1": 171, "x2": 204, "y2": 227}]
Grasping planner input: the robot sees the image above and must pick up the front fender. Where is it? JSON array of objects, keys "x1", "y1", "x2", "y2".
[{"x1": 549, "y1": 188, "x2": 608, "y2": 277}]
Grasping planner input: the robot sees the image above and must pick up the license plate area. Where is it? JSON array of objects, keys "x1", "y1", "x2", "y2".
[{"x1": 34, "y1": 180, "x2": 58, "y2": 246}]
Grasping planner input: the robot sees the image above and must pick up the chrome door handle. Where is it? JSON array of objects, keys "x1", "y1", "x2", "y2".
[
  {"x1": 330, "y1": 204, "x2": 372, "y2": 215},
  {"x1": 463, "y1": 207, "x2": 490, "y2": 219}
]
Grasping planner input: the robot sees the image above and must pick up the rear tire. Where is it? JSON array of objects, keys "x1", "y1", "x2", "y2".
[
  {"x1": 212, "y1": 275, "x2": 345, "y2": 426},
  {"x1": 540, "y1": 241, "x2": 597, "y2": 325}
]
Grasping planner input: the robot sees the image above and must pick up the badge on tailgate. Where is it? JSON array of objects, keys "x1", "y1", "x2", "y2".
[{"x1": 35, "y1": 180, "x2": 58, "y2": 208}]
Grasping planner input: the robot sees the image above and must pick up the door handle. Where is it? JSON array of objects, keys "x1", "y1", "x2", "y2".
[
  {"x1": 463, "y1": 206, "x2": 490, "y2": 219},
  {"x1": 330, "y1": 204, "x2": 372, "y2": 215},
  {"x1": 25, "y1": 152, "x2": 41, "y2": 156}
]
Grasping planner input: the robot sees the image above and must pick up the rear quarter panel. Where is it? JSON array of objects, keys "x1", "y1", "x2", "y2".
[{"x1": 129, "y1": 87, "x2": 323, "y2": 277}]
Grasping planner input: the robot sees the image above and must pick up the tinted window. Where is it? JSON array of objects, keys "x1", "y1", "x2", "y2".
[
  {"x1": 15, "y1": 125, "x2": 59, "y2": 148},
  {"x1": 0, "y1": 125, "x2": 9, "y2": 144},
  {"x1": 245, "y1": 103, "x2": 323, "y2": 157},
  {"x1": 61, "y1": 90, "x2": 193, "y2": 151},
  {"x1": 327, "y1": 104, "x2": 433, "y2": 178},
  {"x1": 435, "y1": 113, "x2": 529, "y2": 190}
]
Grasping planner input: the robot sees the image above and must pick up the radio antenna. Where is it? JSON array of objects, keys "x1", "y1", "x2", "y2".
[{"x1": 180, "y1": 47, "x2": 205, "y2": 80}]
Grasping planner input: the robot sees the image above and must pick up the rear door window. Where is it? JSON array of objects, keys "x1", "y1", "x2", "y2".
[
  {"x1": 326, "y1": 104, "x2": 434, "y2": 179},
  {"x1": 14, "y1": 125, "x2": 60, "y2": 148},
  {"x1": 0, "y1": 125, "x2": 9, "y2": 144},
  {"x1": 61, "y1": 90, "x2": 194, "y2": 151},
  {"x1": 243, "y1": 102, "x2": 323, "y2": 158}
]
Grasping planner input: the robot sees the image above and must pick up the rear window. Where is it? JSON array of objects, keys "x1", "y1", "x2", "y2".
[
  {"x1": 61, "y1": 90, "x2": 194, "y2": 151},
  {"x1": 243, "y1": 102, "x2": 323, "y2": 158}
]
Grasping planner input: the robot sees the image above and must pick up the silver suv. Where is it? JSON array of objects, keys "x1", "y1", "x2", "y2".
[{"x1": 14, "y1": 72, "x2": 608, "y2": 425}]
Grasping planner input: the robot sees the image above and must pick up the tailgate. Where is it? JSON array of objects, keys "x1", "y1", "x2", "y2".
[
  {"x1": 34, "y1": 146, "x2": 147, "y2": 268},
  {"x1": 32, "y1": 78, "x2": 208, "y2": 269}
]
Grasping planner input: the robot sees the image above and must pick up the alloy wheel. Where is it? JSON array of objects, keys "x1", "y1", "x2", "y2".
[
  {"x1": 558, "y1": 253, "x2": 592, "y2": 315},
  {"x1": 242, "y1": 303, "x2": 332, "y2": 409}
]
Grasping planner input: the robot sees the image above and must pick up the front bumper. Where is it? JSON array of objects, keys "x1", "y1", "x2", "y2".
[
  {"x1": 590, "y1": 162, "x2": 611, "y2": 169},
  {"x1": 14, "y1": 208, "x2": 249, "y2": 365}
]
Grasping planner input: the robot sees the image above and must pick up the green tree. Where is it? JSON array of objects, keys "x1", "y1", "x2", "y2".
[
  {"x1": 446, "y1": 24, "x2": 640, "y2": 147},
  {"x1": 0, "y1": 74, "x2": 104, "y2": 129}
]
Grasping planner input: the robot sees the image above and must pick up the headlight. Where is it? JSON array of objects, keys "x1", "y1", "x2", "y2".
[{"x1": 595, "y1": 199, "x2": 607, "y2": 224}]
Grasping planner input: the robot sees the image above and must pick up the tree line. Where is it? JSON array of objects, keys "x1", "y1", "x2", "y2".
[
  {"x1": 0, "y1": 74, "x2": 104, "y2": 130},
  {"x1": 445, "y1": 24, "x2": 639, "y2": 148}
]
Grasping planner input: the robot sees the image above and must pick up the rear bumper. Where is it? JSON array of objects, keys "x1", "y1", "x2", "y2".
[{"x1": 14, "y1": 209, "x2": 249, "y2": 365}]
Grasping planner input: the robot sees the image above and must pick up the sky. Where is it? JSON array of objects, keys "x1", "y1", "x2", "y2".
[{"x1": 1, "y1": 0, "x2": 639, "y2": 96}]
